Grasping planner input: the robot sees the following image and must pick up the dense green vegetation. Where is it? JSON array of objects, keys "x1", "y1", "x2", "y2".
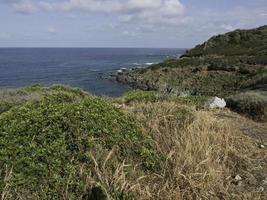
[
  {"x1": 123, "y1": 90, "x2": 208, "y2": 106},
  {"x1": 122, "y1": 90, "x2": 162, "y2": 103},
  {"x1": 0, "y1": 86, "x2": 161, "y2": 199},
  {"x1": 183, "y1": 25, "x2": 267, "y2": 57}
]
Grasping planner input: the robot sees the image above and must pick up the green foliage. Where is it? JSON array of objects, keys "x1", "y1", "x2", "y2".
[
  {"x1": 184, "y1": 26, "x2": 267, "y2": 57},
  {"x1": 123, "y1": 90, "x2": 164, "y2": 103},
  {"x1": 123, "y1": 91, "x2": 208, "y2": 107},
  {"x1": 0, "y1": 90, "x2": 161, "y2": 198},
  {"x1": 24, "y1": 84, "x2": 43, "y2": 92},
  {"x1": 0, "y1": 99, "x2": 21, "y2": 114},
  {"x1": 50, "y1": 84, "x2": 87, "y2": 97},
  {"x1": 227, "y1": 91, "x2": 267, "y2": 121},
  {"x1": 174, "y1": 96, "x2": 208, "y2": 106}
]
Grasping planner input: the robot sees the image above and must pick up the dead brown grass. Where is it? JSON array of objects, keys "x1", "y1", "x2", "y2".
[{"x1": 120, "y1": 101, "x2": 266, "y2": 200}]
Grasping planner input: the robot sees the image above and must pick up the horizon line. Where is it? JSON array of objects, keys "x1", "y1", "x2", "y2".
[{"x1": 0, "y1": 46, "x2": 190, "y2": 49}]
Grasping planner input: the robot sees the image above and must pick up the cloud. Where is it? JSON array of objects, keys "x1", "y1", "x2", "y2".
[
  {"x1": 13, "y1": 0, "x2": 185, "y2": 26},
  {"x1": 38, "y1": 0, "x2": 184, "y2": 14},
  {"x1": 122, "y1": 30, "x2": 138, "y2": 37},
  {"x1": 48, "y1": 27, "x2": 57, "y2": 34},
  {"x1": 220, "y1": 24, "x2": 235, "y2": 31},
  {"x1": 13, "y1": 0, "x2": 37, "y2": 14}
]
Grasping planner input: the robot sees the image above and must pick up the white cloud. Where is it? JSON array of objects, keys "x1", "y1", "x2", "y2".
[
  {"x1": 122, "y1": 30, "x2": 138, "y2": 37},
  {"x1": 220, "y1": 24, "x2": 235, "y2": 31},
  {"x1": 260, "y1": 13, "x2": 267, "y2": 17},
  {"x1": 38, "y1": 0, "x2": 182, "y2": 13},
  {"x1": 48, "y1": 27, "x2": 57, "y2": 34},
  {"x1": 14, "y1": 0, "x2": 185, "y2": 26},
  {"x1": 13, "y1": 0, "x2": 37, "y2": 14}
]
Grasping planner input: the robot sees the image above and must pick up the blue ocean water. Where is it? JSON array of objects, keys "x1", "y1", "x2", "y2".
[{"x1": 0, "y1": 48, "x2": 185, "y2": 96}]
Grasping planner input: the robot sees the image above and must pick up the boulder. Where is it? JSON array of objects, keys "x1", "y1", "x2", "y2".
[{"x1": 204, "y1": 97, "x2": 226, "y2": 109}]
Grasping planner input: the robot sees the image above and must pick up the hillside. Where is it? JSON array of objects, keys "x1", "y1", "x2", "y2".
[
  {"x1": 183, "y1": 25, "x2": 267, "y2": 57},
  {"x1": 116, "y1": 26, "x2": 267, "y2": 97},
  {"x1": 0, "y1": 85, "x2": 266, "y2": 199}
]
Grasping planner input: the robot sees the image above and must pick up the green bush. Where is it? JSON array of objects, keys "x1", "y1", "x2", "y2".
[
  {"x1": 123, "y1": 90, "x2": 164, "y2": 103},
  {"x1": 227, "y1": 91, "x2": 267, "y2": 121},
  {"x1": 23, "y1": 84, "x2": 43, "y2": 92},
  {"x1": 0, "y1": 91, "x2": 161, "y2": 199},
  {"x1": 50, "y1": 84, "x2": 87, "y2": 97},
  {"x1": 0, "y1": 99, "x2": 23, "y2": 114},
  {"x1": 174, "y1": 96, "x2": 208, "y2": 106}
]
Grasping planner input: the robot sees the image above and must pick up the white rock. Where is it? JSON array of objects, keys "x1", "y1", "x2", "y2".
[{"x1": 205, "y1": 97, "x2": 226, "y2": 109}]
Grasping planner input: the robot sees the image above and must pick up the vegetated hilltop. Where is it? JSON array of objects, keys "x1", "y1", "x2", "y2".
[
  {"x1": 0, "y1": 85, "x2": 266, "y2": 199},
  {"x1": 116, "y1": 25, "x2": 267, "y2": 97},
  {"x1": 182, "y1": 25, "x2": 267, "y2": 57}
]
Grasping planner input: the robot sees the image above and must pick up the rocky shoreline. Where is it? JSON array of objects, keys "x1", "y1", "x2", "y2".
[
  {"x1": 115, "y1": 68, "x2": 155, "y2": 90},
  {"x1": 114, "y1": 67, "x2": 192, "y2": 96}
]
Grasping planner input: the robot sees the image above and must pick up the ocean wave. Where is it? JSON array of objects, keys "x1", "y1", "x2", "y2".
[{"x1": 145, "y1": 62, "x2": 155, "y2": 66}]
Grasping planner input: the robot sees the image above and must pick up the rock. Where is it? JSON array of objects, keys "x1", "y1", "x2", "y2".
[
  {"x1": 204, "y1": 97, "x2": 226, "y2": 109},
  {"x1": 121, "y1": 68, "x2": 127, "y2": 72},
  {"x1": 259, "y1": 144, "x2": 265, "y2": 149},
  {"x1": 235, "y1": 175, "x2": 242, "y2": 181}
]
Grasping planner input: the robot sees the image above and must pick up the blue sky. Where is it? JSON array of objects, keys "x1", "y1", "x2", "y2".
[{"x1": 0, "y1": 0, "x2": 267, "y2": 48}]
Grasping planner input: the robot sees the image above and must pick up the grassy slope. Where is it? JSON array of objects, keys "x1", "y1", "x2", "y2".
[{"x1": 0, "y1": 86, "x2": 266, "y2": 199}]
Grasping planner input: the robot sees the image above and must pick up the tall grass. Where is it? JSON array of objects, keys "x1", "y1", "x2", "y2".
[{"x1": 121, "y1": 101, "x2": 265, "y2": 199}]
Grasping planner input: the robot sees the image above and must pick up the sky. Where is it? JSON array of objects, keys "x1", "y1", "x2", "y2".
[{"x1": 0, "y1": 0, "x2": 267, "y2": 48}]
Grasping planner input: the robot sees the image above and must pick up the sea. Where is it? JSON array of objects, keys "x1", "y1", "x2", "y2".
[{"x1": 0, "y1": 48, "x2": 185, "y2": 96}]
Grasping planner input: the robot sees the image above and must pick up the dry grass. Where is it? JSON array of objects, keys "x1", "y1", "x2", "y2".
[
  {"x1": 120, "y1": 101, "x2": 266, "y2": 199},
  {"x1": 80, "y1": 150, "x2": 144, "y2": 200}
]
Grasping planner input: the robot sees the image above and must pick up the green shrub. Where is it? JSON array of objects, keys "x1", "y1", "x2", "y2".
[
  {"x1": 174, "y1": 96, "x2": 208, "y2": 106},
  {"x1": 50, "y1": 84, "x2": 87, "y2": 97},
  {"x1": 123, "y1": 90, "x2": 164, "y2": 103},
  {"x1": 23, "y1": 84, "x2": 43, "y2": 92},
  {"x1": 0, "y1": 99, "x2": 23, "y2": 114},
  {"x1": 227, "y1": 91, "x2": 267, "y2": 121},
  {"x1": 0, "y1": 92, "x2": 161, "y2": 199}
]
